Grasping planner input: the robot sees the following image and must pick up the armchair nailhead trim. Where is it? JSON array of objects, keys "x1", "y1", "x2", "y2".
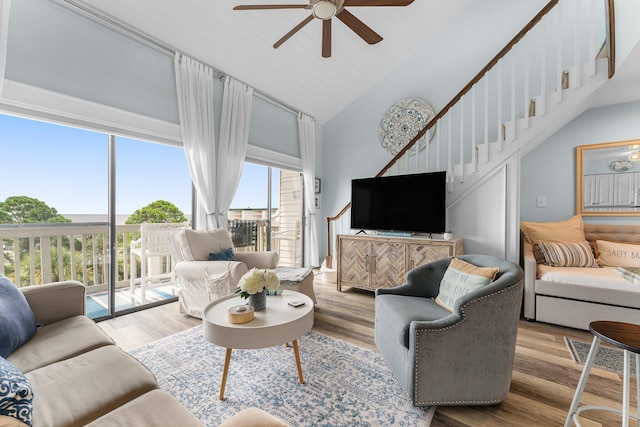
[{"x1": 413, "y1": 280, "x2": 522, "y2": 405}]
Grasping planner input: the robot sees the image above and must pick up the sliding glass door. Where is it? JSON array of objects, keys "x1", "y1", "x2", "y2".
[
  {"x1": 0, "y1": 114, "x2": 111, "y2": 317},
  {"x1": 114, "y1": 136, "x2": 191, "y2": 315},
  {"x1": 0, "y1": 113, "x2": 192, "y2": 319},
  {"x1": 231, "y1": 163, "x2": 303, "y2": 267}
]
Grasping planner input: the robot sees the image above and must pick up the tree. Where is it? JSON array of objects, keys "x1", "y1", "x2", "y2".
[
  {"x1": 0, "y1": 196, "x2": 70, "y2": 224},
  {"x1": 125, "y1": 200, "x2": 187, "y2": 224}
]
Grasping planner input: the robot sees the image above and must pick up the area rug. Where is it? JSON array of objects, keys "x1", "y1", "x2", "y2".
[
  {"x1": 130, "y1": 326, "x2": 435, "y2": 426},
  {"x1": 565, "y1": 337, "x2": 637, "y2": 377}
]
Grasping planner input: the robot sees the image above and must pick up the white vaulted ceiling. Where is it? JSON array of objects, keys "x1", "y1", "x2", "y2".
[{"x1": 71, "y1": 0, "x2": 474, "y2": 123}]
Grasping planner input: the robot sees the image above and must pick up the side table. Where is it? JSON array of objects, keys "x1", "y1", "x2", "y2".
[
  {"x1": 272, "y1": 267, "x2": 317, "y2": 304},
  {"x1": 564, "y1": 321, "x2": 640, "y2": 427}
]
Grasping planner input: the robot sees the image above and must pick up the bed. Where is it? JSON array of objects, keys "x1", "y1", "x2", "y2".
[{"x1": 521, "y1": 219, "x2": 640, "y2": 330}]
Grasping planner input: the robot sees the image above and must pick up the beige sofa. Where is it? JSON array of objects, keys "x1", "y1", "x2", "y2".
[
  {"x1": 2, "y1": 280, "x2": 203, "y2": 427},
  {"x1": 522, "y1": 222, "x2": 640, "y2": 330}
]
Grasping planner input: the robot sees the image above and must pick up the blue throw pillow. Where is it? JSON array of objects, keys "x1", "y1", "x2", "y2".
[
  {"x1": 0, "y1": 275, "x2": 37, "y2": 358},
  {"x1": 0, "y1": 356, "x2": 33, "y2": 426},
  {"x1": 209, "y1": 247, "x2": 236, "y2": 261}
]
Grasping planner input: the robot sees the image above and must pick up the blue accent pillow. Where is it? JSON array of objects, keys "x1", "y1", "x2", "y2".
[
  {"x1": 0, "y1": 275, "x2": 37, "y2": 358},
  {"x1": 0, "y1": 356, "x2": 33, "y2": 426},
  {"x1": 209, "y1": 248, "x2": 236, "y2": 261}
]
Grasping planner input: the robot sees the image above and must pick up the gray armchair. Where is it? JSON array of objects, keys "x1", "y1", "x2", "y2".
[{"x1": 374, "y1": 254, "x2": 523, "y2": 406}]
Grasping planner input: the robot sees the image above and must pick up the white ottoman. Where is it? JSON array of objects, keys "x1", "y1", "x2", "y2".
[{"x1": 273, "y1": 267, "x2": 317, "y2": 304}]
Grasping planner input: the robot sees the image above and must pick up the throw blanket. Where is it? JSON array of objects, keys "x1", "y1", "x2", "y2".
[{"x1": 274, "y1": 267, "x2": 311, "y2": 284}]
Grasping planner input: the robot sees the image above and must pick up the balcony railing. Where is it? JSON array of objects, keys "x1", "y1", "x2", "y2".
[
  {"x1": 1, "y1": 222, "x2": 136, "y2": 292},
  {"x1": 0, "y1": 219, "x2": 296, "y2": 292}
]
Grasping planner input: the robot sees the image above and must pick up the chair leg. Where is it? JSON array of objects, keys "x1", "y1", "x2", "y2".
[
  {"x1": 565, "y1": 336, "x2": 601, "y2": 427},
  {"x1": 636, "y1": 354, "x2": 640, "y2": 427},
  {"x1": 170, "y1": 255, "x2": 177, "y2": 296},
  {"x1": 622, "y1": 350, "x2": 630, "y2": 427},
  {"x1": 140, "y1": 256, "x2": 147, "y2": 305},
  {"x1": 130, "y1": 252, "x2": 136, "y2": 302}
]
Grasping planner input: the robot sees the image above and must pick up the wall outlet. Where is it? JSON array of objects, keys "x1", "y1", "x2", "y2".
[{"x1": 536, "y1": 196, "x2": 547, "y2": 208}]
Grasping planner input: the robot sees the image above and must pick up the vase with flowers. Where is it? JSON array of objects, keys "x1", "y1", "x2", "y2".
[{"x1": 235, "y1": 268, "x2": 280, "y2": 312}]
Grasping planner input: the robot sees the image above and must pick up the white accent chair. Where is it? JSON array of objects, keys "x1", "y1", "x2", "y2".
[
  {"x1": 129, "y1": 222, "x2": 189, "y2": 304},
  {"x1": 171, "y1": 228, "x2": 279, "y2": 318}
]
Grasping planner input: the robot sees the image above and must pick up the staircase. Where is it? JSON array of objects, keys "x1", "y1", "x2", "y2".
[{"x1": 326, "y1": 0, "x2": 614, "y2": 265}]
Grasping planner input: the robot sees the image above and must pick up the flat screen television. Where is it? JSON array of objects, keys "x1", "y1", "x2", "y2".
[{"x1": 350, "y1": 171, "x2": 446, "y2": 234}]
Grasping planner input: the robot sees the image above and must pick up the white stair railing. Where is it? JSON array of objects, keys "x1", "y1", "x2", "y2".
[{"x1": 325, "y1": 0, "x2": 614, "y2": 267}]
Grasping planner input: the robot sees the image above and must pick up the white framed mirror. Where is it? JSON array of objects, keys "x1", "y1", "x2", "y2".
[{"x1": 576, "y1": 139, "x2": 640, "y2": 216}]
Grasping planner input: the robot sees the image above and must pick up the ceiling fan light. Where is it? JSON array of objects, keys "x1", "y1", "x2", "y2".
[{"x1": 313, "y1": 1, "x2": 337, "y2": 20}]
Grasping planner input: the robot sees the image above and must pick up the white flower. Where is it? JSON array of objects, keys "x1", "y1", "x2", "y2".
[
  {"x1": 238, "y1": 268, "x2": 264, "y2": 295},
  {"x1": 237, "y1": 268, "x2": 280, "y2": 297},
  {"x1": 263, "y1": 270, "x2": 280, "y2": 291}
]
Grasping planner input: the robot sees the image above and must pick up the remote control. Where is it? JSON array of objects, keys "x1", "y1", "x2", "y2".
[{"x1": 288, "y1": 300, "x2": 306, "y2": 307}]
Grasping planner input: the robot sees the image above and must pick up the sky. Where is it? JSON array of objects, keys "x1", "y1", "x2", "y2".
[{"x1": 0, "y1": 113, "x2": 275, "y2": 216}]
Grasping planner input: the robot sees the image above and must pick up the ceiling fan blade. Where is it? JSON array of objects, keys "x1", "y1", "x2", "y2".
[
  {"x1": 273, "y1": 15, "x2": 314, "y2": 49},
  {"x1": 322, "y1": 19, "x2": 332, "y2": 58},
  {"x1": 343, "y1": 0, "x2": 414, "y2": 6},
  {"x1": 336, "y1": 9, "x2": 382, "y2": 45},
  {"x1": 234, "y1": 4, "x2": 308, "y2": 10}
]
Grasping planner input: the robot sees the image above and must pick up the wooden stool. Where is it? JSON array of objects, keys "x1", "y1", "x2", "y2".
[{"x1": 564, "y1": 321, "x2": 640, "y2": 427}]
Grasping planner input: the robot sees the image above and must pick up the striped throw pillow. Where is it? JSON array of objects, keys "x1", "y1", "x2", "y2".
[{"x1": 533, "y1": 240, "x2": 600, "y2": 268}]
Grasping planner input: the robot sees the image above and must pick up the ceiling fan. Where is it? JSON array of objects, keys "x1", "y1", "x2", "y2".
[{"x1": 233, "y1": 0, "x2": 415, "y2": 58}]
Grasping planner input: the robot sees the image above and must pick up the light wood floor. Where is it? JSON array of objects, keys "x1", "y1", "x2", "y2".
[{"x1": 99, "y1": 276, "x2": 633, "y2": 427}]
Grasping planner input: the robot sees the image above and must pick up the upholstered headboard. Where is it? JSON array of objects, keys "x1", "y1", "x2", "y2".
[{"x1": 583, "y1": 224, "x2": 640, "y2": 244}]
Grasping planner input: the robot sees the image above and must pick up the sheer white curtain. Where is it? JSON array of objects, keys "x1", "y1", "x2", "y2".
[
  {"x1": 174, "y1": 53, "x2": 218, "y2": 229},
  {"x1": 298, "y1": 113, "x2": 319, "y2": 267},
  {"x1": 213, "y1": 77, "x2": 253, "y2": 227},
  {"x1": 0, "y1": 0, "x2": 11, "y2": 97}
]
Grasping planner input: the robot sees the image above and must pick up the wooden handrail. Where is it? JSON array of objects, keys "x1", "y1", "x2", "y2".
[
  {"x1": 324, "y1": 0, "x2": 616, "y2": 268},
  {"x1": 606, "y1": 0, "x2": 616, "y2": 79},
  {"x1": 379, "y1": 0, "x2": 559, "y2": 177},
  {"x1": 324, "y1": 0, "x2": 559, "y2": 268},
  {"x1": 324, "y1": 202, "x2": 351, "y2": 268}
]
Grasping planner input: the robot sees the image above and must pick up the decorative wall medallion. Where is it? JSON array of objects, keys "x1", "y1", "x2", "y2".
[
  {"x1": 379, "y1": 98, "x2": 436, "y2": 156},
  {"x1": 609, "y1": 159, "x2": 634, "y2": 172}
]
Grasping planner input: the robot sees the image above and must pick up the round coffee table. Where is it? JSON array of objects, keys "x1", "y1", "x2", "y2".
[{"x1": 203, "y1": 290, "x2": 314, "y2": 400}]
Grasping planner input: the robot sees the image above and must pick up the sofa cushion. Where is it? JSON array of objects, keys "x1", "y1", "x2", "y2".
[
  {"x1": 534, "y1": 240, "x2": 600, "y2": 268},
  {"x1": 0, "y1": 275, "x2": 37, "y2": 358},
  {"x1": 209, "y1": 247, "x2": 236, "y2": 261},
  {"x1": 26, "y1": 345, "x2": 157, "y2": 427},
  {"x1": 520, "y1": 215, "x2": 585, "y2": 245},
  {"x1": 7, "y1": 315, "x2": 114, "y2": 374},
  {"x1": 175, "y1": 229, "x2": 235, "y2": 261},
  {"x1": 596, "y1": 240, "x2": 640, "y2": 267},
  {"x1": 435, "y1": 258, "x2": 499, "y2": 311},
  {"x1": 376, "y1": 294, "x2": 450, "y2": 348},
  {"x1": 0, "y1": 357, "x2": 33, "y2": 427},
  {"x1": 85, "y1": 389, "x2": 203, "y2": 427}
]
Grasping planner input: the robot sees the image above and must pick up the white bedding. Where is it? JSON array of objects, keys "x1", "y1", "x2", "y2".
[{"x1": 537, "y1": 264, "x2": 638, "y2": 291}]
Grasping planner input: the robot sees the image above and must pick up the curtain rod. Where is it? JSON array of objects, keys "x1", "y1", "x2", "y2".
[{"x1": 61, "y1": 0, "x2": 311, "y2": 120}]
